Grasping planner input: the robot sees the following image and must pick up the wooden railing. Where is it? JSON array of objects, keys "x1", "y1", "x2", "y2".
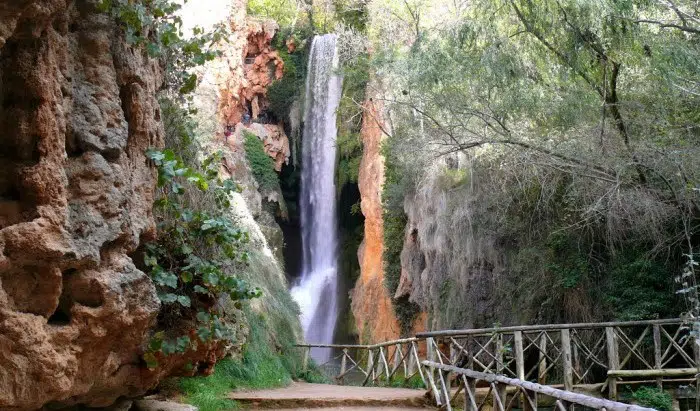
[
  {"x1": 422, "y1": 360, "x2": 656, "y2": 411},
  {"x1": 297, "y1": 318, "x2": 696, "y2": 403},
  {"x1": 418, "y1": 318, "x2": 696, "y2": 399},
  {"x1": 296, "y1": 338, "x2": 427, "y2": 386}
]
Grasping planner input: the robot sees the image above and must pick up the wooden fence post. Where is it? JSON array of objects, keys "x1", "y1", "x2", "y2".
[
  {"x1": 302, "y1": 347, "x2": 310, "y2": 373},
  {"x1": 538, "y1": 333, "x2": 548, "y2": 385},
  {"x1": 340, "y1": 348, "x2": 348, "y2": 383},
  {"x1": 426, "y1": 338, "x2": 446, "y2": 404},
  {"x1": 561, "y1": 328, "x2": 573, "y2": 391},
  {"x1": 463, "y1": 375, "x2": 478, "y2": 411},
  {"x1": 514, "y1": 331, "x2": 525, "y2": 380},
  {"x1": 605, "y1": 327, "x2": 619, "y2": 400},
  {"x1": 493, "y1": 382, "x2": 507, "y2": 411},
  {"x1": 393, "y1": 343, "x2": 402, "y2": 376},
  {"x1": 367, "y1": 348, "x2": 375, "y2": 382},
  {"x1": 407, "y1": 342, "x2": 417, "y2": 376},
  {"x1": 693, "y1": 331, "x2": 700, "y2": 411},
  {"x1": 515, "y1": 331, "x2": 531, "y2": 411},
  {"x1": 496, "y1": 333, "x2": 504, "y2": 374},
  {"x1": 653, "y1": 325, "x2": 662, "y2": 389},
  {"x1": 380, "y1": 346, "x2": 391, "y2": 382}
]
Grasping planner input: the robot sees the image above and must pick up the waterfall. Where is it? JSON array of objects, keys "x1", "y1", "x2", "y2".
[{"x1": 291, "y1": 34, "x2": 343, "y2": 362}]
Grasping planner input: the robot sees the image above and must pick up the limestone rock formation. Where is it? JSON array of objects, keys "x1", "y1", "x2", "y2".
[
  {"x1": 185, "y1": 0, "x2": 301, "y2": 354},
  {"x1": 398, "y1": 155, "x2": 502, "y2": 331},
  {"x1": 350, "y1": 97, "x2": 402, "y2": 343},
  {"x1": 0, "y1": 1, "x2": 164, "y2": 409},
  {"x1": 237, "y1": 123, "x2": 290, "y2": 171},
  {"x1": 217, "y1": 9, "x2": 284, "y2": 126}
]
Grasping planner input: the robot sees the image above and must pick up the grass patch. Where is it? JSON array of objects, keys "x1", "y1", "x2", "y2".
[{"x1": 179, "y1": 311, "x2": 293, "y2": 410}]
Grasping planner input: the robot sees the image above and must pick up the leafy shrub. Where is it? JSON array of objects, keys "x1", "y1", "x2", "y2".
[
  {"x1": 632, "y1": 387, "x2": 673, "y2": 411},
  {"x1": 243, "y1": 131, "x2": 280, "y2": 193},
  {"x1": 143, "y1": 149, "x2": 261, "y2": 366},
  {"x1": 607, "y1": 251, "x2": 675, "y2": 321}
]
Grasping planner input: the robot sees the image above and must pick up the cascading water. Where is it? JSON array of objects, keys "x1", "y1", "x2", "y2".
[{"x1": 291, "y1": 34, "x2": 343, "y2": 361}]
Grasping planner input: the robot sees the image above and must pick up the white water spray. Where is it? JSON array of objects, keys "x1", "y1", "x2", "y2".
[{"x1": 291, "y1": 34, "x2": 343, "y2": 362}]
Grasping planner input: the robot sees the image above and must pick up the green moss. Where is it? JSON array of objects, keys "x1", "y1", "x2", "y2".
[
  {"x1": 382, "y1": 137, "x2": 421, "y2": 335},
  {"x1": 632, "y1": 387, "x2": 673, "y2": 411},
  {"x1": 243, "y1": 131, "x2": 280, "y2": 193}
]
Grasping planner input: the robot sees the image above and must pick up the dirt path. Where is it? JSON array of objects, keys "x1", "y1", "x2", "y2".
[{"x1": 229, "y1": 382, "x2": 432, "y2": 409}]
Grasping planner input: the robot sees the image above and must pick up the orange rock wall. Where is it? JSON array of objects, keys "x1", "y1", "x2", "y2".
[
  {"x1": 218, "y1": 16, "x2": 284, "y2": 126},
  {"x1": 350, "y1": 97, "x2": 402, "y2": 343}
]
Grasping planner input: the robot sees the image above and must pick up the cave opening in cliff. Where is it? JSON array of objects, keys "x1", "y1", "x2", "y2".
[
  {"x1": 277, "y1": 160, "x2": 302, "y2": 282},
  {"x1": 335, "y1": 181, "x2": 364, "y2": 345}
]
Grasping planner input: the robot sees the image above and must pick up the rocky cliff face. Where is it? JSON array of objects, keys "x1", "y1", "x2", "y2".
[
  {"x1": 187, "y1": 0, "x2": 301, "y2": 363},
  {"x1": 397, "y1": 157, "x2": 505, "y2": 331},
  {"x1": 211, "y1": 2, "x2": 290, "y2": 181},
  {"x1": 350, "y1": 97, "x2": 402, "y2": 343},
  {"x1": 217, "y1": 10, "x2": 285, "y2": 126},
  {"x1": 0, "y1": 1, "x2": 164, "y2": 409}
]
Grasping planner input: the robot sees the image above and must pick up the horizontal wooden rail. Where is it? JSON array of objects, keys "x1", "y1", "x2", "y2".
[
  {"x1": 295, "y1": 343, "x2": 372, "y2": 349},
  {"x1": 608, "y1": 368, "x2": 698, "y2": 378},
  {"x1": 422, "y1": 361, "x2": 657, "y2": 411},
  {"x1": 295, "y1": 336, "x2": 420, "y2": 350},
  {"x1": 416, "y1": 318, "x2": 682, "y2": 338}
]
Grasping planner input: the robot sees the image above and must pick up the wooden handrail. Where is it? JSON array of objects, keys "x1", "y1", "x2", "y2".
[
  {"x1": 422, "y1": 361, "x2": 657, "y2": 411},
  {"x1": 296, "y1": 318, "x2": 683, "y2": 348},
  {"x1": 295, "y1": 336, "x2": 420, "y2": 350},
  {"x1": 416, "y1": 318, "x2": 682, "y2": 338}
]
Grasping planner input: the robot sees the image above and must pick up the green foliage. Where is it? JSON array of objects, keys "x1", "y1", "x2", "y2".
[
  {"x1": 366, "y1": 0, "x2": 700, "y2": 326},
  {"x1": 98, "y1": 0, "x2": 225, "y2": 95},
  {"x1": 247, "y1": 0, "x2": 305, "y2": 28},
  {"x1": 143, "y1": 149, "x2": 261, "y2": 367},
  {"x1": 267, "y1": 47, "x2": 307, "y2": 122},
  {"x1": 336, "y1": 54, "x2": 370, "y2": 190},
  {"x1": 243, "y1": 131, "x2": 280, "y2": 193},
  {"x1": 632, "y1": 387, "x2": 673, "y2": 411},
  {"x1": 296, "y1": 361, "x2": 332, "y2": 384},
  {"x1": 333, "y1": 0, "x2": 369, "y2": 32},
  {"x1": 607, "y1": 251, "x2": 675, "y2": 321},
  {"x1": 545, "y1": 232, "x2": 590, "y2": 290},
  {"x1": 374, "y1": 374, "x2": 426, "y2": 389}
]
